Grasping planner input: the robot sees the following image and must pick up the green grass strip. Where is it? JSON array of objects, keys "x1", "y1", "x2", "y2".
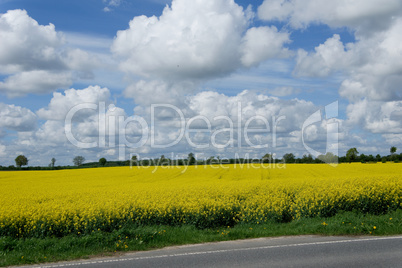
[{"x1": 1, "y1": 209, "x2": 401, "y2": 267}]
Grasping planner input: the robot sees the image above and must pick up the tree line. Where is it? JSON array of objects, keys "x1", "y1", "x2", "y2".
[{"x1": 2, "y1": 146, "x2": 399, "y2": 171}]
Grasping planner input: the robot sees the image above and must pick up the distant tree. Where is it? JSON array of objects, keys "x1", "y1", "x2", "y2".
[
  {"x1": 158, "y1": 155, "x2": 170, "y2": 166},
  {"x1": 318, "y1": 152, "x2": 338, "y2": 163},
  {"x1": 51, "y1": 158, "x2": 56, "y2": 168},
  {"x1": 262, "y1": 153, "x2": 273, "y2": 163},
  {"x1": 367, "y1": 154, "x2": 375, "y2": 162},
  {"x1": 375, "y1": 154, "x2": 382, "y2": 162},
  {"x1": 390, "y1": 146, "x2": 397, "y2": 161},
  {"x1": 99, "y1": 158, "x2": 107, "y2": 166},
  {"x1": 301, "y1": 154, "x2": 314, "y2": 163},
  {"x1": 130, "y1": 155, "x2": 138, "y2": 166},
  {"x1": 283, "y1": 153, "x2": 295, "y2": 163},
  {"x1": 15, "y1": 155, "x2": 28, "y2": 168},
  {"x1": 188, "y1": 153, "x2": 196, "y2": 165},
  {"x1": 73, "y1": 156, "x2": 85, "y2": 166},
  {"x1": 360, "y1": 153, "x2": 367, "y2": 163},
  {"x1": 206, "y1": 156, "x2": 215, "y2": 164},
  {"x1": 160, "y1": 154, "x2": 165, "y2": 164},
  {"x1": 346, "y1": 148, "x2": 359, "y2": 163}
]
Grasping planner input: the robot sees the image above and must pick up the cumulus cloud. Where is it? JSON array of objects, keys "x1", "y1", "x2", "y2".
[
  {"x1": 241, "y1": 26, "x2": 290, "y2": 67},
  {"x1": 0, "y1": 71, "x2": 73, "y2": 97},
  {"x1": 0, "y1": 103, "x2": 37, "y2": 132},
  {"x1": 33, "y1": 120, "x2": 68, "y2": 145},
  {"x1": 260, "y1": 1, "x2": 402, "y2": 136},
  {"x1": 258, "y1": 0, "x2": 402, "y2": 35},
  {"x1": 346, "y1": 99, "x2": 402, "y2": 134},
  {"x1": 9, "y1": 85, "x2": 127, "y2": 165},
  {"x1": 382, "y1": 134, "x2": 402, "y2": 145},
  {"x1": 124, "y1": 80, "x2": 196, "y2": 106},
  {"x1": 34, "y1": 85, "x2": 129, "y2": 152},
  {"x1": 188, "y1": 90, "x2": 317, "y2": 132},
  {"x1": 112, "y1": 0, "x2": 290, "y2": 81},
  {"x1": 0, "y1": 9, "x2": 99, "y2": 97},
  {"x1": 294, "y1": 34, "x2": 349, "y2": 77},
  {"x1": 295, "y1": 20, "x2": 402, "y2": 103},
  {"x1": 295, "y1": 20, "x2": 402, "y2": 133},
  {"x1": 36, "y1": 85, "x2": 111, "y2": 121},
  {"x1": 0, "y1": 9, "x2": 64, "y2": 73}
]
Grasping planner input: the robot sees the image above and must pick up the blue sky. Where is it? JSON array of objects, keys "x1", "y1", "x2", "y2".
[{"x1": 0, "y1": 0, "x2": 401, "y2": 166}]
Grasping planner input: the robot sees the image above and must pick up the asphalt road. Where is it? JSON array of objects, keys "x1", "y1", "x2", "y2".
[{"x1": 23, "y1": 235, "x2": 402, "y2": 268}]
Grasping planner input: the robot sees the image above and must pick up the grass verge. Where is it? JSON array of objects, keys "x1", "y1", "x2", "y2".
[{"x1": 1, "y1": 209, "x2": 401, "y2": 267}]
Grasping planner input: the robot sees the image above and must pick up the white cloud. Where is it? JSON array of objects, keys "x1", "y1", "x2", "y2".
[
  {"x1": 125, "y1": 80, "x2": 196, "y2": 107},
  {"x1": 258, "y1": 0, "x2": 402, "y2": 35},
  {"x1": 37, "y1": 85, "x2": 111, "y2": 121},
  {"x1": 0, "y1": 9, "x2": 64, "y2": 73},
  {"x1": 33, "y1": 120, "x2": 68, "y2": 145},
  {"x1": 241, "y1": 26, "x2": 290, "y2": 67},
  {"x1": 346, "y1": 99, "x2": 402, "y2": 134},
  {"x1": 0, "y1": 71, "x2": 72, "y2": 97},
  {"x1": 108, "y1": 0, "x2": 121, "y2": 7},
  {"x1": 294, "y1": 34, "x2": 348, "y2": 77},
  {"x1": 63, "y1": 49, "x2": 101, "y2": 78},
  {"x1": 7, "y1": 86, "x2": 127, "y2": 165},
  {"x1": 0, "y1": 9, "x2": 100, "y2": 96},
  {"x1": 0, "y1": 103, "x2": 37, "y2": 132},
  {"x1": 296, "y1": 22, "x2": 402, "y2": 133},
  {"x1": 33, "y1": 85, "x2": 128, "y2": 153},
  {"x1": 0, "y1": 143, "x2": 6, "y2": 157},
  {"x1": 112, "y1": 0, "x2": 290, "y2": 81},
  {"x1": 382, "y1": 134, "x2": 402, "y2": 145},
  {"x1": 296, "y1": 21, "x2": 402, "y2": 103},
  {"x1": 103, "y1": 0, "x2": 122, "y2": 12},
  {"x1": 273, "y1": 1, "x2": 402, "y2": 135}
]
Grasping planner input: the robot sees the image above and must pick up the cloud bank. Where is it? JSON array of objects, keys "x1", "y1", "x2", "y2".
[{"x1": 0, "y1": 9, "x2": 99, "y2": 97}]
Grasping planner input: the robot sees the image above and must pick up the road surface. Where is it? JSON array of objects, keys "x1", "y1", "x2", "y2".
[{"x1": 22, "y1": 235, "x2": 402, "y2": 268}]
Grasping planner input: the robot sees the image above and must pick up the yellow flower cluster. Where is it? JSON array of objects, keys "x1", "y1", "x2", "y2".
[{"x1": 0, "y1": 163, "x2": 400, "y2": 237}]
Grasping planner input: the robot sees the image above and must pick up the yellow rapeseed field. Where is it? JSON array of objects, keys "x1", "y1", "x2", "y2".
[{"x1": 0, "y1": 163, "x2": 401, "y2": 238}]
